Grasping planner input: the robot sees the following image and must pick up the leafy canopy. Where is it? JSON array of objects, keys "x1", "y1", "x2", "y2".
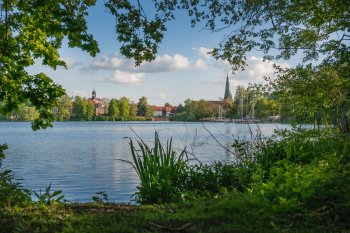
[
  {"x1": 105, "y1": 0, "x2": 350, "y2": 69},
  {"x1": 0, "y1": 0, "x2": 99, "y2": 129}
]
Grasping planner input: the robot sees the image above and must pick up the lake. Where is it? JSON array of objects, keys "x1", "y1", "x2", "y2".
[{"x1": 0, "y1": 121, "x2": 291, "y2": 203}]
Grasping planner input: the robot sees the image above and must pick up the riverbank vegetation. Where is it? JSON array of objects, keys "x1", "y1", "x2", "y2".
[{"x1": 1, "y1": 127, "x2": 349, "y2": 232}]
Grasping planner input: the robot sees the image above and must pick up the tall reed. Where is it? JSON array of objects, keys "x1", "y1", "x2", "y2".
[{"x1": 125, "y1": 132, "x2": 188, "y2": 204}]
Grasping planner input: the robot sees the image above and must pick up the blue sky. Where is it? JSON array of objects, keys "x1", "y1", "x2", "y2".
[{"x1": 27, "y1": 1, "x2": 291, "y2": 106}]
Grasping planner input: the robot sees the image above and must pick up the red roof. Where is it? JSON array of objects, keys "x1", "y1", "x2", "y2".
[
  {"x1": 164, "y1": 106, "x2": 172, "y2": 113},
  {"x1": 151, "y1": 106, "x2": 172, "y2": 112}
]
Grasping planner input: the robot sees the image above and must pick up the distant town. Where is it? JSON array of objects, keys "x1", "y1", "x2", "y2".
[{"x1": 1, "y1": 76, "x2": 285, "y2": 123}]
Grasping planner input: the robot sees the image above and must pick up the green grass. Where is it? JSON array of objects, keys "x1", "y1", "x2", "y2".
[{"x1": 1, "y1": 190, "x2": 346, "y2": 233}]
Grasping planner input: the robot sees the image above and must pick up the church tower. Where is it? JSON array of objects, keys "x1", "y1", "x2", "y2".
[
  {"x1": 224, "y1": 75, "x2": 232, "y2": 100},
  {"x1": 92, "y1": 89, "x2": 96, "y2": 99}
]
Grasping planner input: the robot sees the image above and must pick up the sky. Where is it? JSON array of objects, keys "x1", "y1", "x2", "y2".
[{"x1": 27, "y1": 1, "x2": 292, "y2": 106}]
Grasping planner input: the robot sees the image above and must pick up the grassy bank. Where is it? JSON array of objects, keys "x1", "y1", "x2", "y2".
[{"x1": 1, "y1": 191, "x2": 346, "y2": 233}]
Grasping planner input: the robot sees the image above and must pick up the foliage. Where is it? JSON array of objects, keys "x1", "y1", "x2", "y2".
[
  {"x1": 0, "y1": 144, "x2": 31, "y2": 207},
  {"x1": 17, "y1": 102, "x2": 40, "y2": 122},
  {"x1": 119, "y1": 96, "x2": 130, "y2": 120},
  {"x1": 186, "y1": 162, "x2": 253, "y2": 195},
  {"x1": 248, "y1": 128, "x2": 350, "y2": 228},
  {"x1": 136, "y1": 96, "x2": 152, "y2": 117},
  {"x1": 108, "y1": 98, "x2": 120, "y2": 120},
  {"x1": 128, "y1": 101, "x2": 138, "y2": 118},
  {"x1": 270, "y1": 64, "x2": 350, "y2": 131},
  {"x1": 0, "y1": 0, "x2": 99, "y2": 130},
  {"x1": 54, "y1": 95, "x2": 73, "y2": 121},
  {"x1": 170, "y1": 99, "x2": 216, "y2": 121},
  {"x1": 72, "y1": 96, "x2": 95, "y2": 121},
  {"x1": 125, "y1": 132, "x2": 188, "y2": 204},
  {"x1": 34, "y1": 183, "x2": 65, "y2": 206},
  {"x1": 105, "y1": 0, "x2": 349, "y2": 70}
]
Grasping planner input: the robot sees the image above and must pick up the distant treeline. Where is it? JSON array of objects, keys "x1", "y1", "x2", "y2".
[{"x1": 0, "y1": 86, "x2": 298, "y2": 123}]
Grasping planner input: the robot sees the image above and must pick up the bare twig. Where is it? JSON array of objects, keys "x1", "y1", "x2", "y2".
[{"x1": 201, "y1": 123, "x2": 235, "y2": 156}]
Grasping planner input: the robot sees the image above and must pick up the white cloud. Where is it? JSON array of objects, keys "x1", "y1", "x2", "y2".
[
  {"x1": 151, "y1": 92, "x2": 169, "y2": 103},
  {"x1": 234, "y1": 57, "x2": 290, "y2": 85},
  {"x1": 62, "y1": 57, "x2": 81, "y2": 69},
  {"x1": 86, "y1": 52, "x2": 219, "y2": 86},
  {"x1": 89, "y1": 53, "x2": 123, "y2": 69},
  {"x1": 108, "y1": 70, "x2": 144, "y2": 85},
  {"x1": 213, "y1": 59, "x2": 231, "y2": 72},
  {"x1": 193, "y1": 47, "x2": 212, "y2": 59},
  {"x1": 194, "y1": 59, "x2": 208, "y2": 70},
  {"x1": 138, "y1": 54, "x2": 191, "y2": 73},
  {"x1": 157, "y1": 92, "x2": 167, "y2": 99},
  {"x1": 205, "y1": 56, "x2": 290, "y2": 88},
  {"x1": 88, "y1": 53, "x2": 196, "y2": 73},
  {"x1": 68, "y1": 89, "x2": 89, "y2": 97}
]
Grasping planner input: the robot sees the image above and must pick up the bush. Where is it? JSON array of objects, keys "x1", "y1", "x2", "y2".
[
  {"x1": 0, "y1": 144, "x2": 31, "y2": 207},
  {"x1": 186, "y1": 161, "x2": 254, "y2": 195},
  {"x1": 251, "y1": 130, "x2": 350, "y2": 228}
]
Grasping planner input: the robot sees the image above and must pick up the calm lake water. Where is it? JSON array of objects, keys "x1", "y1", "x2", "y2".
[{"x1": 0, "y1": 121, "x2": 291, "y2": 203}]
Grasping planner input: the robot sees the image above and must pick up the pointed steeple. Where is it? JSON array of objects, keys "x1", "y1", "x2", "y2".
[
  {"x1": 224, "y1": 75, "x2": 232, "y2": 100},
  {"x1": 92, "y1": 89, "x2": 96, "y2": 99}
]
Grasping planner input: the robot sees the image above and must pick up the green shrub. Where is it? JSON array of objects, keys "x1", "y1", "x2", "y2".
[
  {"x1": 251, "y1": 131, "x2": 350, "y2": 228},
  {"x1": 186, "y1": 161, "x2": 254, "y2": 195},
  {"x1": 0, "y1": 144, "x2": 31, "y2": 207},
  {"x1": 254, "y1": 128, "x2": 344, "y2": 172}
]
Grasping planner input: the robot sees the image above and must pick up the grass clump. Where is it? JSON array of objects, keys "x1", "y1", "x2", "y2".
[{"x1": 125, "y1": 132, "x2": 188, "y2": 204}]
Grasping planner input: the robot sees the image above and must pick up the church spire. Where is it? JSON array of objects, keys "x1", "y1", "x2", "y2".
[
  {"x1": 92, "y1": 89, "x2": 96, "y2": 99},
  {"x1": 224, "y1": 74, "x2": 232, "y2": 100}
]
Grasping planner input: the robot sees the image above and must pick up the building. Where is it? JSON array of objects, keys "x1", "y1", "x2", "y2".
[
  {"x1": 152, "y1": 106, "x2": 163, "y2": 117},
  {"x1": 223, "y1": 74, "x2": 233, "y2": 104},
  {"x1": 88, "y1": 89, "x2": 105, "y2": 116},
  {"x1": 203, "y1": 75, "x2": 233, "y2": 119},
  {"x1": 151, "y1": 106, "x2": 173, "y2": 117}
]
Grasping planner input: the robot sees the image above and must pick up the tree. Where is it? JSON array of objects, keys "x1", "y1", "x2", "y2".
[
  {"x1": 233, "y1": 86, "x2": 247, "y2": 118},
  {"x1": 194, "y1": 100, "x2": 216, "y2": 119},
  {"x1": 85, "y1": 101, "x2": 95, "y2": 121},
  {"x1": 129, "y1": 102, "x2": 138, "y2": 118},
  {"x1": 137, "y1": 97, "x2": 152, "y2": 117},
  {"x1": 270, "y1": 64, "x2": 350, "y2": 130},
  {"x1": 72, "y1": 96, "x2": 85, "y2": 120},
  {"x1": 108, "y1": 98, "x2": 120, "y2": 120},
  {"x1": 18, "y1": 103, "x2": 39, "y2": 122},
  {"x1": 72, "y1": 96, "x2": 95, "y2": 121},
  {"x1": 0, "y1": 1, "x2": 99, "y2": 129},
  {"x1": 105, "y1": 0, "x2": 349, "y2": 69},
  {"x1": 119, "y1": 97, "x2": 130, "y2": 120},
  {"x1": 255, "y1": 96, "x2": 279, "y2": 120},
  {"x1": 54, "y1": 95, "x2": 72, "y2": 121}
]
